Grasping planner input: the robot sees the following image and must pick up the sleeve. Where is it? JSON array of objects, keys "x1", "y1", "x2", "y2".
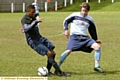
[
  {"x1": 32, "y1": 3, "x2": 35, "y2": 6},
  {"x1": 21, "y1": 18, "x2": 38, "y2": 32},
  {"x1": 63, "y1": 13, "x2": 75, "y2": 30},
  {"x1": 88, "y1": 21, "x2": 98, "y2": 40}
]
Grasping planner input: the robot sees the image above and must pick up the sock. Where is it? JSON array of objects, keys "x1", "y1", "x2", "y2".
[
  {"x1": 47, "y1": 55, "x2": 55, "y2": 72},
  {"x1": 94, "y1": 48, "x2": 101, "y2": 68},
  {"x1": 46, "y1": 60, "x2": 51, "y2": 72},
  {"x1": 48, "y1": 56, "x2": 61, "y2": 72},
  {"x1": 58, "y1": 51, "x2": 69, "y2": 67},
  {"x1": 95, "y1": 60, "x2": 99, "y2": 68}
]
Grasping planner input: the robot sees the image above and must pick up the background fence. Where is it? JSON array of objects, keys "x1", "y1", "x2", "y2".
[
  {"x1": 0, "y1": 0, "x2": 119, "y2": 12},
  {"x1": 0, "y1": 0, "x2": 71, "y2": 12}
]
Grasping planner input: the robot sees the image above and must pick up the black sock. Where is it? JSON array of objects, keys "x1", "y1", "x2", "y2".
[
  {"x1": 48, "y1": 56, "x2": 61, "y2": 73},
  {"x1": 46, "y1": 60, "x2": 52, "y2": 72},
  {"x1": 46, "y1": 55, "x2": 55, "y2": 72}
]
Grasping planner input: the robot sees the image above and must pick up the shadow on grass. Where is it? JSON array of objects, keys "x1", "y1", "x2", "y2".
[
  {"x1": 66, "y1": 70, "x2": 120, "y2": 76},
  {"x1": 90, "y1": 70, "x2": 120, "y2": 75}
]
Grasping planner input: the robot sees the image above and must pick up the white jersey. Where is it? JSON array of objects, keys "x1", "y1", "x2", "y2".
[
  {"x1": 32, "y1": 2, "x2": 39, "y2": 14},
  {"x1": 63, "y1": 12, "x2": 95, "y2": 36}
]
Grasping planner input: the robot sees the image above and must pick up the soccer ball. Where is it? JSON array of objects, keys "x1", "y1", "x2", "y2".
[{"x1": 38, "y1": 66, "x2": 48, "y2": 76}]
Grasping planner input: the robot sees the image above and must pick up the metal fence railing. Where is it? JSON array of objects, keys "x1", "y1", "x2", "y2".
[
  {"x1": 0, "y1": 0, "x2": 71, "y2": 12},
  {"x1": 0, "y1": 0, "x2": 119, "y2": 12}
]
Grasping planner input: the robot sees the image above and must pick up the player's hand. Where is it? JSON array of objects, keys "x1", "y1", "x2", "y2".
[
  {"x1": 96, "y1": 40, "x2": 102, "y2": 44},
  {"x1": 36, "y1": 18, "x2": 44, "y2": 23},
  {"x1": 21, "y1": 28, "x2": 24, "y2": 33},
  {"x1": 64, "y1": 30, "x2": 69, "y2": 39}
]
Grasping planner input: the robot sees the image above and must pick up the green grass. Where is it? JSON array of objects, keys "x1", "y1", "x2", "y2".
[
  {"x1": 1, "y1": 1, "x2": 120, "y2": 79},
  {"x1": 0, "y1": 12, "x2": 120, "y2": 80},
  {"x1": 59, "y1": 1, "x2": 120, "y2": 12}
]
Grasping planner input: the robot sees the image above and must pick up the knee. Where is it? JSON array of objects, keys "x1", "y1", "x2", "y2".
[
  {"x1": 96, "y1": 44, "x2": 100, "y2": 49},
  {"x1": 94, "y1": 45, "x2": 100, "y2": 50},
  {"x1": 65, "y1": 50, "x2": 72, "y2": 54},
  {"x1": 46, "y1": 51, "x2": 55, "y2": 57},
  {"x1": 91, "y1": 43, "x2": 101, "y2": 50},
  {"x1": 95, "y1": 45, "x2": 101, "y2": 50}
]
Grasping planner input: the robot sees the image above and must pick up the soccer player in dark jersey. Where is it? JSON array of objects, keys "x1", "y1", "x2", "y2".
[
  {"x1": 58, "y1": 2, "x2": 104, "y2": 73},
  {"x1": 21, "y1": 5, "x2": 70, "y2": 77}
]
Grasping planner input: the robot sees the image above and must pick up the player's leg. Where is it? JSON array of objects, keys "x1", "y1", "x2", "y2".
[
  {"x1": 58, "y1": 35, "x2": 81, "y2": 67},
  {"x1": 46, "y1": 51, "x2": 61, "y2": 73},
  {"x1": 46, "y1": 50, "x2": 71, "y2": 77},
  {"x1": 39, "y1": 38, "x2": 56, "y2": 75},
  {"x1": 91, "y1": 43, "x2": 101, "y2": 67},
  {"x1": 41, "y1": 37, "x2": 71, "y2": 76},
  {"x1": 46, "y1": 53, "x2": 55, "y2": 75},
  {"x1": 91, "y1": 43, "x2": 104, "y2": 73},
  {"x1": 29, "y1": 41, "x2": 55, "y2": 75},
  {"x1": 58, "y1": 50, "x2": 71, "y2": 67}
]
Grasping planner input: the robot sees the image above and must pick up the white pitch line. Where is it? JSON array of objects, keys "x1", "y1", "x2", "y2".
[{"x1": 47, "y1": 32, "x2": 64, "y2": 37}]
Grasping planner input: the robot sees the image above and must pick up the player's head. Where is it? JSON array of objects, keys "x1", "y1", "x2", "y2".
[
  {"x1": 26, "y1": 5, "x2": 35, "y2": 17},
  {"x1": 80, "y1": 2, "x2": 90, "y2": 17},
  {"x1": 34, "y1": 0, "x2": 38, "y2": 3}
]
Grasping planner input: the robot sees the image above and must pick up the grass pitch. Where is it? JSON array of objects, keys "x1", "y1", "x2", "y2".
[{"x1": 0, "y1": 12, "x2": 120, "y2": 80}]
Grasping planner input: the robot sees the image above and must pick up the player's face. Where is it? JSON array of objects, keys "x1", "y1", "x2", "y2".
[
  {"x1": 28, "y1": 9, "x2": 35, "y2": 18},
  {"x1": 35, "y1": 0, "x2": 37, "y2": 3},
  {"x1": 81, "y1": 7, "x2": 89, "y2": 17}
]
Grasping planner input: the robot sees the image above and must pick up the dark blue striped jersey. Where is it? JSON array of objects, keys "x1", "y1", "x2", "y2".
[{"x1": 21, "y1": 14, "x2": 42, "y2": 45}]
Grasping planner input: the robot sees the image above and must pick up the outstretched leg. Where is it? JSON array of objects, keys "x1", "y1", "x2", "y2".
[{"x1": 58, "y1": 50, "x2": 71, "y2": 67}]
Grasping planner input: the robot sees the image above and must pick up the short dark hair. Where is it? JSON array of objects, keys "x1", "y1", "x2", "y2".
[
  {"x1": 80, "y1": 2, "x2": 90, "y2": 11},
  {"x1": 26, "y1": 5, "x2": 35, "y2": 12}
]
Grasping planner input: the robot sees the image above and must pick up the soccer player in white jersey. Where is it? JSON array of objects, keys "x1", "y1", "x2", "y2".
[
  {"x1": 32, "y1": 0, "x2": 40, "y2": 20},
  {"x1": 58, "y1": 2, "x2": 104, "y2": 73}
]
